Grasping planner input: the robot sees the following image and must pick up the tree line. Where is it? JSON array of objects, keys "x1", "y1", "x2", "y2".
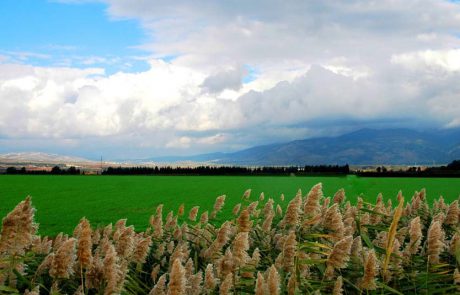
[
  {"x1": 102, "y1": 165, "x2": 350, "y2": 175},
  {"x1": 4, "y1": 166, "x2": 81, "y2": 175},
  {"x1": 356, "y1": 160, "x2": 460, "y2": 177},
  {"x1": 3, "y1": 160, "x2": 460, "y2": 176}
]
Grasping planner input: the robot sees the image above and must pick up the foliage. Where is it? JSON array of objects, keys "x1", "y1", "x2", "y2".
[{"x1": 1, "y1": 184, "x2": 460, "y2": 294}]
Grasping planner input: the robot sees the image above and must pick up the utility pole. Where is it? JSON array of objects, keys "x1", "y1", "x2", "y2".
[{"x1": 100, "y1": 156, "x2": 103, "y2": 174}]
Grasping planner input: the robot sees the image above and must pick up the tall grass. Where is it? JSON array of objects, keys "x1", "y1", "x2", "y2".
[{"x1": 1, "y1": 183, "x2": 460, "y2": 294}]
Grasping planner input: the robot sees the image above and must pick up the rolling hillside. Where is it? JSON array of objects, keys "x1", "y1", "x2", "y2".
[{"x1": 149, "y1": 128, "x2": 460, "y2": 165}]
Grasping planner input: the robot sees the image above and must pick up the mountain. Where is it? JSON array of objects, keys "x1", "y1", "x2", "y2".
[
  {"x1": 147, "y1": 128, "x2": 460, "y2": 165},
  {"x1": 0, "y1": 152, "x2": 93, "y2": 164}
]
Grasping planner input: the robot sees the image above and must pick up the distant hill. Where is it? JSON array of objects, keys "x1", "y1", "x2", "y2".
[
  {"x1": 147, "y1": 128, "x2": 460, "y2": 165},
  {"x1": 0, "y1": 152, "x2": 93, "y2": 164}
]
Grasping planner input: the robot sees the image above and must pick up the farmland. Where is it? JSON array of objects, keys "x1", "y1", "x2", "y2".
[{"x1": 1, "y1": 175, "x2": 460, "y2": 236}]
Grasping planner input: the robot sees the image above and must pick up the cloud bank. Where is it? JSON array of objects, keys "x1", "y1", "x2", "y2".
[{"x1": 1, "y1": 0, "x2": 460, "y2": 158}]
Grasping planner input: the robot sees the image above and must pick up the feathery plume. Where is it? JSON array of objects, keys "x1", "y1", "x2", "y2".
[
  {"x1": 267, "y1": 265, "x2": 280, "y2": 295},
  {"x1": 204, "y1": 264, "x2": 217, "y2": 292},
  {"x1": 321, "y1": 197, "x2": 331, "y2": 214},
  {"x1": 237, "y1": 209, "x2": 252, "y2": 233},
  {"x1": 287, "y1": 274, "x2": 297, "y2": 295},
  {"x1": 92, "y1": 228, "x2": 101, "y2": 245},
  {"x1": 433, "y1": 212, "x2": 445, "y2": 224},
  {"x1": 76, "y1": 218, "x2": 93, "y2": 269},
  {"x1": 283, "y1": 194, "x2": 302, "y2": 228},
  {"x1": 200, "y1": 211, "x2": 209, "y2": 225},
  {"x1": 185, "y1": 258, "x2": 194, "y2": 279},
  {"x1": 150, "y1": 205, "x2": 164, "y2": 239},
  {"x1": 404, "y1": 216, "x2": 422, "y2": 257},
  {"x1": 370, "y1": 193, "x2": 385, "y2": 225},
  {"x1": 211, "y1": 195, "x2": 226, "y2": 219},
  {"x1": 255, "y1": 272, "x2": 266, "y2": 295},
  {"x1": 247, "y1": 201, "x2": 259, "y2": 215},
  {"x1": 333, "y1": 276, "x2": 343, "y2": 295},
  {"x1": 360, "y1": 249, "x2": 378, "y2": 290},
  {"x1": 427, "y1": 221, "x2": 445, "y2": 265},
  {"x1": 323, "y1": 203, "x2": 344, "y2": 241},
  {"x1": 203, "y1": 221, "x2": 231, "y2": 259},
  {"x1": 282, "y1": 231, "x2": 297, "y2": 272},
  {"x1": 262, "y1": 212, "x2": 274, "y2": 233},
  {"x1": 0, "y1": 196, "x2": 37, "y2": 256},
  {"x1": 149, "y1": 274, "x2": 167, "y2": 295},
  {"x1": 50, "y1": 238, "x2": 77, "y2": 279},
  {"x1": 85, "y1": 252, "x2": 103, "y2": 290},
  {"x1": 325, "y1": 236, "x2": 353, "y2": 278},
  {"x1": 357, "y1": 196, "x2": 364, "y2": 210},
  {"x1": 168, "y1": 258, "x2": 186, "y2": 295},
  {"x1": 387, "y1": 199, "x2": 393, "y2": 213},
  {"x1": 188, "y1": 271, "x2": 203, "y2": 295},
  {"x1": 115, "y1": 226, "x2": 135, "y2": 260},
  {"x1": 351, "y1": 236, "x2": 363, "y2": 264},
  {"x1": 450, "y1": 233, "x2": 460, "y2": 256},
  {"x1": 259, "y1": 192, "x2": 265, "y2": 201},
  {"x1": 151, "y1": 264, "x2": 161, "y2": 282},
  {"x1": 304, "y1": 183, "x2": 322, "y2": 216},
  {"x1": 438, "y1": 195, "x2": 448, "y2": 211},
  {"x1": 53, "y1": 233, "x2": 69, "y2": 251},
  {"x1": 217, "y1": 248, "x2": 234, "y2": 278},
  {"x1": 232, "y1": 232, "x2": 250, "y2": 267},
  {"x1": 251, "y1": 248, "x2": 261, "y2": 267},
  {"x1": 243, "y1": 189, "x2": 251, "y2": 200},
  {"x1": 103, "y1": 243, "x2": 121, "y2": 295},
  {"x1": 383, "y1": 193, "x2": 404, "y2": 278},
  {"x1": 445, "y1": 200, "x2": 459, "y2": 225},
  {"x1": 31, "y1": 236, "x2": 52, "y2": 255},
  {"x1": 133, "y1": 233, "x2": 152, "y2": 264},
  {"x1": 276, "y1": 204, "x2": 283, "y2": 216},
  {"x1": 232, "y1": 203, "x2": 241, "y2": 216},
  {"x1": 263, "y1": 198, "x2": 274, "y2": 216},
  {"x1": 188, "y1": 206, "x2": 199, "y2": 222},
  {"x1": 219, "y1": 273, "x2": 233, "y2": 295},
  {"x1": 178, "y1": 203, "x2": 185, "y2": 216},
  {"x1": 333, "y1": 189, "x2": 345, "y2": 204},
  {"x1": 24, "y1": 285, "x2": 40, "y2": 295}
]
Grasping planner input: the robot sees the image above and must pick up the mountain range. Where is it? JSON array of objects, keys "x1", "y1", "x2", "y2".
[
  {"x1": 147, "y1": 128, "x2": 460, "y2": 165},
  {"x1": 2, "y1": 128, "x2": 460, "y2": 166},
  {"x1": 0, "y1": 152, "x2": 93, "y2": 164}
]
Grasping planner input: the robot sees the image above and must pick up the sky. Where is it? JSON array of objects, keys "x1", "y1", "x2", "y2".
[{"x1": 1, "y1": 0, "x2": 460, "y2": 160}]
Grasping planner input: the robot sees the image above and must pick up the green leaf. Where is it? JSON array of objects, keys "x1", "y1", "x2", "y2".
[
  {"x1": 360, "y1": 232, "x2": 374, "y2": 249},
  {"x1": 0, "y1": 285, "x2": 19, "y2": 293},
  {"x1": 377, "y1": 282, "x2": 405, "y2": 295}
]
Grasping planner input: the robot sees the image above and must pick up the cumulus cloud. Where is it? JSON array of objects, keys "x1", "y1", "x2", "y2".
[
  {"x1": 201, "y1": 66, "x2": 246, "y2": 94},
  {"x1": 392, "y1": 49, "x2": 460, "y2": 72},
  {"x1": 2, "y1": 0, "x2": 460, "y2": 158}
]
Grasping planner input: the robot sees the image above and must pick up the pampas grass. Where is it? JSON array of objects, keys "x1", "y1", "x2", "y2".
[{"x1": 1, "y1": 183, "x2": 460, "y2": 294}]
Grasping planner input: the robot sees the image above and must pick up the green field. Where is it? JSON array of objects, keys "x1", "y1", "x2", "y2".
[{"x1": 1, "y1": 175, "x2": 460, "y2": 236}]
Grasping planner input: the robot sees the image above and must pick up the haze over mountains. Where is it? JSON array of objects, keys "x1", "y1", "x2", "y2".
[
  {"x1": 147, "y1": 128, "x2": 460, "y2": 166},
  {"x1": 2, "y1": 128, "x2": 459, "y2": 166},
  {"x1": 0, "y1": 152, "x2": 92, "y2": 164}
]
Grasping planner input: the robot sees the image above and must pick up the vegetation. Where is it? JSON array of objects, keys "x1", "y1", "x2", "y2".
[
  {"x1": 1, "y1": 183, "x2": 460, "y2": 294},
  {"x1": 2, "y1": 175, "x2": 460, "y2": 237},
  {"x1": 5, "y1": 166, "x2": 81, "y2": 175},
  {"x1": 103, "y1": 165, "x2": 350, "y2": 176}
]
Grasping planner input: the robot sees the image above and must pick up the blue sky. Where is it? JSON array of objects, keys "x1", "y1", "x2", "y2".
[
  {"x1": 1, "y1": 0, "x2": 460, "y2": 159},
  {"x1": 0, "y1": 0, "x2": 149, "y2": 73}
]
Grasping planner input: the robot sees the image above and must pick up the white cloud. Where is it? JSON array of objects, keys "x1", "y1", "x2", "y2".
[
  {"x1": 201, "y1": 66, "x2": 246, "y2": 94},
  {"x1": 2, "y1": 0, "x2": 460, "y2": 157},
  {"x1": 392, "y1": 49, "x2": 460, "y2": 72}
]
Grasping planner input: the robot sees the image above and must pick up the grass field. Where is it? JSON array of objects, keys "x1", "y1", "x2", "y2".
[{"x1": 1, "y1": 175, "x2": 460, "y2": 236}]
